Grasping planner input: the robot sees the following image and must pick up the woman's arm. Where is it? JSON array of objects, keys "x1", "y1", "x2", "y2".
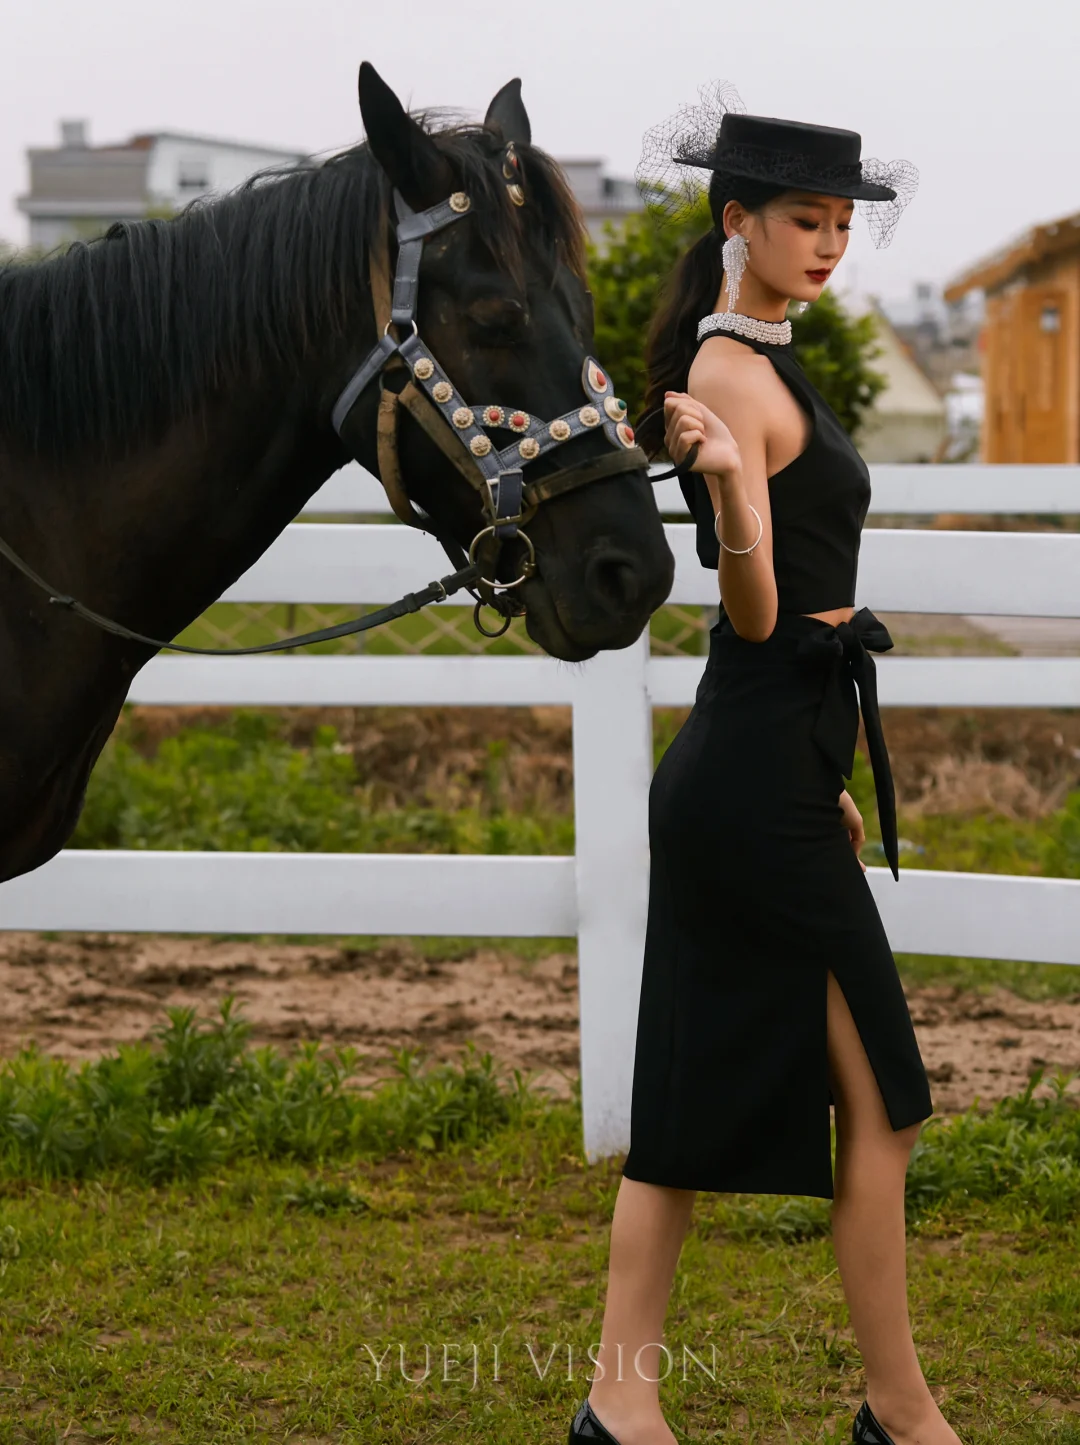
[{"x1": 664, "y1": 352, "x2": 779, "y2": 642}]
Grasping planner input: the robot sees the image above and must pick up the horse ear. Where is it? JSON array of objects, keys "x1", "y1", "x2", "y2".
[
  {"x1": 484, "y1": 78, "x2": 532, "y2": 148},
  {"x1": 358, "y1": 61, "x2": 452, "y2": 209}
]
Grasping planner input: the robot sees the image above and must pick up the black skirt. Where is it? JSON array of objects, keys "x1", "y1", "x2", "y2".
[{"x1": 621, "y1": 606, "x2": 933, "y2": 1200}]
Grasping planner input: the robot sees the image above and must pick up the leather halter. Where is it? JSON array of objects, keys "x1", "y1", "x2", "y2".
[{"x1": 330, "y1": 187, "x2": 650, "y2": 634}]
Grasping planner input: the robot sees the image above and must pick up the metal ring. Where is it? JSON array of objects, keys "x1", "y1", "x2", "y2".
[
  {"x1": 467, "y1": 526, "x2": 536, "y2": 590},
  {"x1": 383, "y1": 318, "x2": 419, "y2": 340},
  {"x1": 473, "y1": 600, "x2": 513, "y2": 638}
]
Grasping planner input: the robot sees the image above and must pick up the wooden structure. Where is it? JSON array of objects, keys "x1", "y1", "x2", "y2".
[{"x1": 945, "y1": 209, "x2": 1080, "y2": 462}]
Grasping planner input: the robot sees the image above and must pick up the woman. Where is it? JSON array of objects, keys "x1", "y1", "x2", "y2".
[{"x1": 568, "y1": 92, "x2": 957, "y2": 1445}]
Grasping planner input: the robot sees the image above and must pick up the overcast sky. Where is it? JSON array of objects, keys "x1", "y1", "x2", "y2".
[{"x1": 2, "y1": 0, "x2": 1078, "y2": 301}]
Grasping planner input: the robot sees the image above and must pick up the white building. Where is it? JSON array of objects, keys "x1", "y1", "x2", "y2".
[
  {"x1": 555, "y1": 158, "x2": 643, "y2": 242},
  {"x1": 17, "y1": 120, "x2": 309, "y2": 250},
  {"x1": 16, "y1": 121, "x2": 642, "y2": 252},
  {"x1": 852, "y1": 297, "x2": 949, "y2": 464}
]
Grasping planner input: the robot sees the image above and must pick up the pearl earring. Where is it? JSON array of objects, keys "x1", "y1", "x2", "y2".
[{"x1": 721, "y1": 233, "x2": 748, "y2": 313}]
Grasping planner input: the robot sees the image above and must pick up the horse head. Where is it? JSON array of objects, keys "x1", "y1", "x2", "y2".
[{"x1": 332, "y1": 63, "x2": 675, "y2": 662}]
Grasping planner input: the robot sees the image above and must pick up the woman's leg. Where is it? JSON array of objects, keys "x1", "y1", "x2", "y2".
[
  {"x1": 827, "y1": 969, "x2": 961, "y2": 1445},
  {"x1": 585, "y1": 1178, "x2": 697, "y2": 1445}
]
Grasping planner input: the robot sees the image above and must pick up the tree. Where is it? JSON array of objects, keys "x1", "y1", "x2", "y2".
[
  {"x1": 586, "y1": 205, "x2": 886, "y2": 442},
  {"x1": 790, "y1": 288, "x2": 887, "y2": 437},
  {"x1": 586, "y1": 200, "x2": 712, "y2": 429}
]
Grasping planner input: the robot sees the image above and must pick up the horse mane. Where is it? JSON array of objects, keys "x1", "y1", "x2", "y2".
[{"x1": 0, "y1": 118, "x2": 587, "y2": 462}]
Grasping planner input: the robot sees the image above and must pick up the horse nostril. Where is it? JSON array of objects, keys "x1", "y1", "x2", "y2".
[{"x1": 584, "y1": 551, "x2": 643, "y2": 615}]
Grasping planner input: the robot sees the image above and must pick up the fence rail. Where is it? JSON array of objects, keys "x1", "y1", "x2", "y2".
[
  {"x1": 2, "y1": 462, "x2": 1078, "y2": 1160},
  {"x1": 306, "y1": 460, "x2": 1080, "y2": 518},
  {"x1": 218, "y1": 521, "x2": 1080, "y2": 619},
  {"x1": 3, "y1": 850, "x2": 1075, "y2": 964}
]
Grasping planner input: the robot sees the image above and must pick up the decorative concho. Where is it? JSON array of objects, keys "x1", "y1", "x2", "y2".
[
  {"x1": 432, "y1": 381, "x2": 454, "y2": 404},
  {"x1": 470, "y1": 435, "x2": 492, "y2": 457},
  {"x1": 586, "y1": 361, "x2": 607, "y2": 394},
  {"x1": 448, "y1": 192, "x2": 471, "y2": 213},
  {"x1": 508, "y1": 411, "x2": 530, "y2": 433},
  {"x1": 452, "y1": 406, "x2": 475, "y2": 429},
  {"x1": 412, "y1": 357, "x2": 435, "y2": 381},
  {"x1": 483, "y1": 406, "x2": 505, "y2": 427},
  {"x1": 519, "y1": 437, "x2": 540, "y2": 461},
  {"x1": 616, "y1": 422, "x2": 636, "y2": 449},
  {"x1": 507, "y1": 184, "x2": 525, "y2": 208},
  {"x1": 549, "y1": 418, "x2": 571, "y2": 442},
  {"x1": 502, "y1": 144, "x2": 519, "y2": 180},
  {"x1": 604, "y1": 395, "x2": 627, "y2": 421},
  {"x1": 579, "y1": 405, "x2": 601, "y2": 428}
]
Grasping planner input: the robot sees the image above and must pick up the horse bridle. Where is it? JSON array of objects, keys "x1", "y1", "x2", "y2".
[{"x1": 330, "y1": 184, "x2": 653, "y2": 636}]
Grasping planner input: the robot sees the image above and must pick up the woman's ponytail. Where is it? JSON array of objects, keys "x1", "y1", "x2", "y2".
[{"x1": 637, "y1": 227, "x2": 724, "y2": 456}]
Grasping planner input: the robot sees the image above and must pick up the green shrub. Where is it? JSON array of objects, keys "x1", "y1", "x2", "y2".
[
  {"x1": 0, "y1": 999, "x2": 537, "y2": 1183},
  {"x1": 906, "y1": 1069, "x2": 1080, "y2": 1222},
  {"x1": 838, "y1": 747, "x2": 1080, "y2": 881},
  {"x1": 72, "y1": 712, "x2": 573, "y2": 856},
  {"x1": 719, "y1": 1069, "x2": 1080, "y2": 1242},
  {"x1": 1, "y1": 1001, "x2": 1076, "y2": 1217},
  {"x1": 1042, "y1": 787, "x2": 1080, "y2": 877}
]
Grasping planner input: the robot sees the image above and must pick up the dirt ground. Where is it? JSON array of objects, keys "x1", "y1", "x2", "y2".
[{"x1": 2, "y1": 930, "x2": 1078, "y2": 1118}]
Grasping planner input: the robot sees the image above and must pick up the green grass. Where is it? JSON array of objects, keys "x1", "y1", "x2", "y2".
[
  {"x1": 70, "y1": 713, "x2": 573, "y2": 857},
  {"x1": 846, "y1": 748, "x2": 1080, "y2": 881},
  {"x1": 0, "y1": 1006, "x2": 1078, "y2": 1442},
  {"x1": 6, "y1": 1170, "x2": 1079, "y2": 1444},
  {"x1": 894, "y1": 952, "x2": 1080, "y2": 1002},
  {"x1": 885, "y1": 628, "x2": 1018, "y2": 657},
  {"x1": 174, "y1": 601, "x2": 713, "y2": 658},
  {"x1": 178, "y1": 600, "x2": 539, "y2": 656}
]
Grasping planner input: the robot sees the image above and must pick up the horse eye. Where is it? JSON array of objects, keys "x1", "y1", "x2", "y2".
[{"x1": 466, "y1": 296, "x2": 529, "y2": 341}]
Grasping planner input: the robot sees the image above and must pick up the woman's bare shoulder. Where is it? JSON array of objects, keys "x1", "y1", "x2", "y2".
[
  {"x1": 688, "y1": 335, "x2": 774, "y2": 384},
  {"x1": 688, "y1": 337, "x2": 775, "y2": 417}
]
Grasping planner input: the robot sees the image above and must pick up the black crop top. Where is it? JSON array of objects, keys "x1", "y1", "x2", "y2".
[{"x1": 680, "y1": 330, "x2": 872, "y2": 613}]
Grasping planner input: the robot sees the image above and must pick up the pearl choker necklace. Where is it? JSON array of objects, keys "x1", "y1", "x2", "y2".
[{"x1": 697, "y1": 311, "x2": 792, "y2": 346}]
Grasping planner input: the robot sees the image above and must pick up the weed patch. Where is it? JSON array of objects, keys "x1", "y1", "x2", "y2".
[{"x1": 0, "y1": 998, "x2": 536, "y2": 1183}]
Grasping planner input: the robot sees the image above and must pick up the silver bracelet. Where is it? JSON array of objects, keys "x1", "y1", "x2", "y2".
[{"x1": 714, "y1": 502, "x2": 763, "y2": 555}]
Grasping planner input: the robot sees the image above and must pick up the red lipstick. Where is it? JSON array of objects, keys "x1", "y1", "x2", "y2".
[{"x1": 806, "y1": 268, "x2": 831, "y2": 283}]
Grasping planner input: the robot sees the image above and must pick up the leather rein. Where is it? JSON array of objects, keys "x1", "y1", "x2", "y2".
[{"x1": 0, "y1": 179, "x2": 679, "y2": 657}]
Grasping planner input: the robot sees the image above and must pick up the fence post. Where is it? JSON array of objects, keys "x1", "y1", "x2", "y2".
[{"x1": 571, "y1": 628, "x2": 653, "y2": 1163}]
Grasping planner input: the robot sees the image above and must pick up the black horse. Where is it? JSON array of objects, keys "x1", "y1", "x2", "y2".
[{"x1": 0, "y1": 63, "x2": 674, "y2": 884}]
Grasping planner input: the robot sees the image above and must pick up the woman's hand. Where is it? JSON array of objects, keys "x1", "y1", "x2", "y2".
[
  {"x1": 664, "y1": 391, "x2": 741, "y2": 480},
  {"x1": 838, "y1": 789, "x2": 866, "y2": 871}
]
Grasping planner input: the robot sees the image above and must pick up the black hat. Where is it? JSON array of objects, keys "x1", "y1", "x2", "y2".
[
  {"x1": 636, "y1": 80, "x2": 917, "y2": 248},
  {"x1": 677, "y1": 113, "x2": 898, "y2": 203}
]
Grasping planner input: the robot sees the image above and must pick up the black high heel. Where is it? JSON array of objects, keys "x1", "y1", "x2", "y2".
[
  {"x1": 852, "y1": 1400, "x2": 898, "y2": 1445},
  {"x1": 568, "y1": 1397, "x2": 624, "y2": 1444}
]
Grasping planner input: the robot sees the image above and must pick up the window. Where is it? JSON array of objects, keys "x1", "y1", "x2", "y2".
[{"x1": 177, "y1": 158, "x2": 210, "y2": 191}]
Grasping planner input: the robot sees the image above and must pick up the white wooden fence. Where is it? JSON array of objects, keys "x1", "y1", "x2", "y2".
[{"x1": 2, "y1": 462, "x2": 1078, "y2": 1160}]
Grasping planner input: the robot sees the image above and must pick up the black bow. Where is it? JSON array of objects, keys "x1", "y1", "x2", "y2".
[{"x1": 795, "y1": 606, "x2": 899, "y2": 881}]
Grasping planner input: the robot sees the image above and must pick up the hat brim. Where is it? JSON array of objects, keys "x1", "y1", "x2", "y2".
[{"x1": 672, "y1": 151, "x2": 897, "y2": 203}]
